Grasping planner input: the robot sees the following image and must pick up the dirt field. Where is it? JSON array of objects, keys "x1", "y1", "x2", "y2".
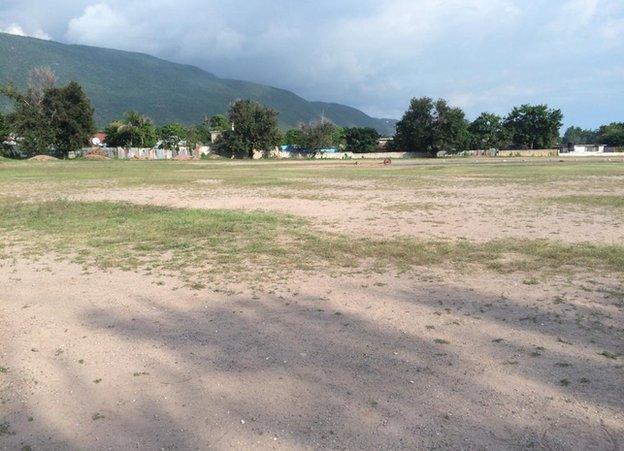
[{"x1": 1, "y1": 158, "x2": 623, "y2": 449}]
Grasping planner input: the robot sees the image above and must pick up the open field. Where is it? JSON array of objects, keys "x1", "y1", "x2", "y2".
[{"x1": 1, "y1": 157, "x2": 623, "y2": 449}]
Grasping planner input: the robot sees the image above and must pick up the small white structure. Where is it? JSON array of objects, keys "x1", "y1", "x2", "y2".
[{"x1": 572, "y1": 144, "x2": 606, "y2": 154}]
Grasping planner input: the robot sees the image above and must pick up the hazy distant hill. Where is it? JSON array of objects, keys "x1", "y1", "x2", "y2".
[{"x1": 0, "y1": 32, "x2": 396, "y2": 135}]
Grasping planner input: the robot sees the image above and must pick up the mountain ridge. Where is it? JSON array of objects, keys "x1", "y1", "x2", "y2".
[{"x1": 0, "y1": 32, "x2": 396, "y2": 135}]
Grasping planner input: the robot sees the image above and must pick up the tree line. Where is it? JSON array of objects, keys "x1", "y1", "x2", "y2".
[{"x1": 2, "y1": 68, "x2": 623, "y2": 159}]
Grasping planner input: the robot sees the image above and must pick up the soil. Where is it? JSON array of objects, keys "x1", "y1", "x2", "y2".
[
  {"x1": 1, "y1": 258, "x2": 623, "y2": 449},
  {"x1": 1, "y1": 162, "x2": 623, "y2": 449}
]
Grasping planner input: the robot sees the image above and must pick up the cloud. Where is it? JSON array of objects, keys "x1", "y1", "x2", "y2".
[
  {"x1": 1, "y1": 23, "x2": 50, "y2": 40},
  {"x1": 0, "y1": 0, "x2": 623, "y2": 127}
]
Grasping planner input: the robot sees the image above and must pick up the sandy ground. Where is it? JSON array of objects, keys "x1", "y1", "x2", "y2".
[
  {"x1": 1, "y1": 257, "x2": 623, "y2": 450},
  {"x1": 72, "y1": 181, "x2": 624, "y2": 245},
  {"x1": 1, "y1": 160, "x2": 624, "y2": 449}
]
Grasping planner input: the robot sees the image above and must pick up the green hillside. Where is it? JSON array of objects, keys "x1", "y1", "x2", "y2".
[{"x1": 0, "y1": 32, "x2": 396, "y2": 135}]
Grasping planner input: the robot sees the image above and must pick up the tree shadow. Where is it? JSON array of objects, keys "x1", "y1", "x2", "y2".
[{"x1": 3, "y1": 275, "x2": 623, "y2": 449}]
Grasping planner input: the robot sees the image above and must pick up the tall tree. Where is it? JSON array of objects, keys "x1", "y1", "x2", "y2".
[
  {"x1": 104, "y1": 111, "x2": 157, "y2": 148},
  {"x1": 0, "y1": 68, "x2": 57, "y2": 157},
  {"x1": 209, "y1": 114, "x2": 230, "y2": 132},
  {"x1": 597, "y1": 122, "x2": 624, "y2": 147},
  {"x1": 283, "y1": 128, "x2": 303, "y2": 146},
  {"x1": 158, "y1": 123, "x2": 187, "y2": 150},
  {"x1": 344, "y1": 127, "x2": 380, "y2": 153},
  {"x1": 393, "y1": 97, "x2": 469, "y2": 156},
  {"x1": 468, "y1": 113, "x2": 507, "y2": 150},
  {"x1": 503, "y1": 104, "x2": 563, "y2": 149},
  {"x1": 214, "y1": 100, "x2": 280, "y2": 158},
  {"x1": 0, "y1": 111, "x2": 9, "y2": 139},
  {"x1": 562, "y1": 126, "x2": 597, "y2": 149},
  {"x1": 42, "y1": 81, "x2": 95, "y2": 157},
  {"x1": 299, "y1": 119, "x2": 338, "y2": 155}
]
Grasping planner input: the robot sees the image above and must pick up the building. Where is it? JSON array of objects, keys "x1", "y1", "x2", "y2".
[
  {"x1": 90, "y1": 132, "x2": 107, "y2": 147},
  {"x1": 571, "y1": 144, "x2": 606, "y2": 154}
]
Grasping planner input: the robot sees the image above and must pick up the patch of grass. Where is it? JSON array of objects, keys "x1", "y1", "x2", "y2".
[
  {"x1": 434, "y1": 339, "x2": 450, "y2": 344},
  {"x1": 1, "y1": 200, "x2": 623, "y2": 284},
  {"x1": 92, "y1": 412, "x2": 105, "y2": 421},
  {"x1": 545, "y1": 195, "x2": 624, "y2": 211},
  {"x1": 0, "y1": 422, "x2": 14, "y2": 436},
  {"x1": 0, "y1": 366, "x2": 7, "y2": 373},
  {"x1": 598, "y1": 351, "x2": 619, "y2": 360}
]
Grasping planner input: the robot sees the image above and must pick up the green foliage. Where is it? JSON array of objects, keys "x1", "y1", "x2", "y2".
[
  {"x1": 214, "y1": 100, "x2": 281, "y2": 158},
  {"x1": 344, "y1": 127, "x2": 380, "y2": 153},
  {"x1": 1, "y1": 82, "x2": 53, "y2": 157},
  {"x1": 283, "y1": 128, "x2": 303, "y2": 146},
  {"x1": 1, "y1": 69, "x2": 94, "y2": 157},
  {"x1": 42, "y1": 81, "x2": 95, "y2": 157},
  {"x1": 299, "y1": 119, "x2": 339, "y2": 154},
  {"x1": 209, "y1": 114, "x2": 230, "y2": 132},
  {"x1": 468, "y1": 113, "x2": 507, "y2": 150},
  {"x1": 158, "y1": 123, "x2": 187, "y2": 150},
  {"x1": 0, "y1": 110, "x2": 8, "y2": 138},
  {"x1": 393, "y1": 97, "x2": 469, "y2": 156},
  {"x1": 104, "y1": 111, "x2": 157, "y2": 148},
  {"x1": 597, "y1": 122, "x2": 624, "y2": 147},
  {"x1": 503, "y1": 104, "x2": 563, "y2": 149},
  {"x1": 0, "y1": 32, "x2": 395, "y2": 134},
  {"x1": 562, "y1": 126, "x2": 597, "y2": 148}
]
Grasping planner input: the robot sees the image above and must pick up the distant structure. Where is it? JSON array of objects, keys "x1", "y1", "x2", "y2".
[
  {"x1": 90, "y1": 132, "x2": 107, "y2": 147},
  {"x1": 571, "y1": 144, "x2": 606, "y2": 154}
]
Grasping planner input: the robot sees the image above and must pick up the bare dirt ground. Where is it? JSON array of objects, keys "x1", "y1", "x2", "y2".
[
  {"x1": 1, "y1": 257, "x2": 623, "y2": 450},
  {"x1": 72, "y1": 180, "x2": 624, "y2": 245},
  {"x1": 1, "y1": 159, "x2": 623, "y2": 450}
]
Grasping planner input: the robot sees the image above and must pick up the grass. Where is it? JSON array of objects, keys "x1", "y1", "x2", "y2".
[
  {"x1": 1, "y1": 199, "x2": 623, "y2": 284},
  {"x1": 546, "y1": 195, "x2": 624, "y2": 211}
]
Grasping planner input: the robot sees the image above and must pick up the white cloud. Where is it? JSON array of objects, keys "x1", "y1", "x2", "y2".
[
  {"x1": 1, "y1": 22, "x2": 50, "y2": 40},
  {"x1": 1, "y1": 0, "x2": 623, "y2": 127}
]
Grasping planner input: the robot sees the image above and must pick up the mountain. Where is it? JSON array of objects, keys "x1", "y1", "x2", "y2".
[{"x1": 0, "y1": 32, "x2": 396, "y2": 135}]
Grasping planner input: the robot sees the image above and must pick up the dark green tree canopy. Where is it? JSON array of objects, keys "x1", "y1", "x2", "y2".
[
  {"x1": 597, "y1": 123, "x2": 624, "y2": 147},
  {"x1": 105, "y1": 111, "x2": 158, "y2": 148},
  {"x1": 42, "y1": 81, "x2": 95, "y2": 157},
  {"x1": 158, "y1": 123, "x2": 187, "y2": 150},
  {"x1": 283, "y1": 128, "x2": 303, "y2": 146},
  {"x1": 214, "y1": 100, "x2": 280, "y2": 158},
  {"x1": 299, "y1": 119, "x2": 339, "y2": 154},
  {"x1": 503, "y1": 104, "x2": 563, "y2": 149},
  {"x1": 344, "y1": 127, "x2": 380, "y2": 153},
  {"x1": 209, "y1": 114, "x2": 231, "y2": 132},
  {"x1": 468, "y1": 113, "x2": 507, "y2": 150},
  {"x1": 1, "y1": 68, "x2": 94, "y2": 157},
  {"x1": 562, "y1": 126, "x2": 597, "y2": 148},
  {"x1": 0, "y1": 111, "x2": 10, "y2": 139},
  {"x1": 393, "y1": 97, "x2": 469, "y2": 156}
]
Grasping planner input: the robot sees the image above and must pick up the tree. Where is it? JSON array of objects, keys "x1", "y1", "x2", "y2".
[
  {"x1": 213, "y1": 100, "x2": 280, "y2": 158},
  {"x1": 344, "y1": 127, "x2": 380, "y2": 153},
  {"x1": 597, "y1": 123, "x2": 624, "y2": 147},
  {"x1": 562, "y1": 126, "x2": 597, "y2": 149},
  {"x1": 283, "y1": 128, "x2": 303, "y2": 146},
  {"x1": 468, "y1": 113, "x2": 507, "y2": 150},
  {"x1": 393, "y1": 97, "x2": 469, "y2": 156},
  {"x1": 104, "y1": 111, "x2": 157, "y2": 148},
  {"x1": 158, "y1": 123, "x2": 187, "y2": 150},
  {"x1": 503, "y1": 104, "x2": 563, "y2": 149},
  {"x1": 42, "y1": 81, "x2": 95, "y2": 157},
  {"x1": 299, "y1": 119, "x2": 338, "y2": 155},
  {"x1": 209, "y1": 114, "x2": 230, "y2": 132},
  {"x1": 194, "y1": 121, "x2": 213, "y2": 145},
  {"x1": 1, "y1": 70, "x2": 55, "y2": 157},
  {"x1": 0, "y1": 111, "x2": 9, "y2": 139}
]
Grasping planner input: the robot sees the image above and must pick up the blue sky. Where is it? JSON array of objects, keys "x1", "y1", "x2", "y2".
[{"x1": 1, "y1": 0, "x2": 622, "y2": 128}]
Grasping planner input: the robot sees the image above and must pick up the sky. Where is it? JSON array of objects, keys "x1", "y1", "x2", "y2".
[{"x1": 1, "y1": 0, "x2": 623, "y2": 128}]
